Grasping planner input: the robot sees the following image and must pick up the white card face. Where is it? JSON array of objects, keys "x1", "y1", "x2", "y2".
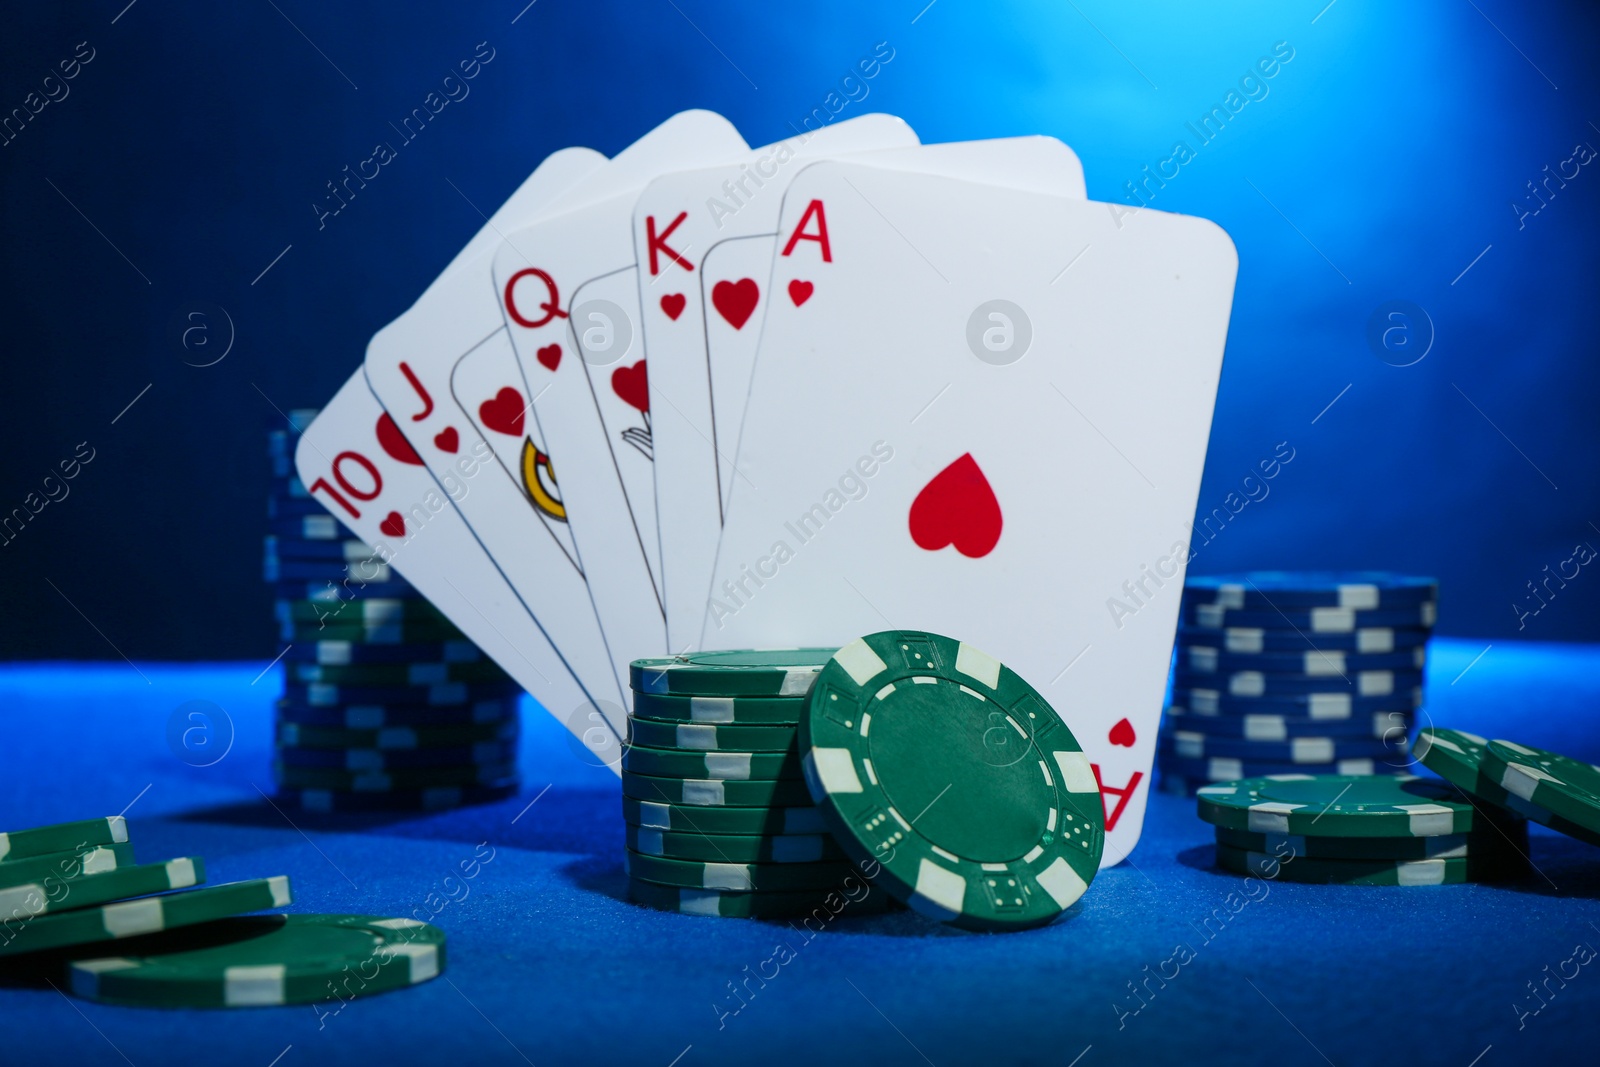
[
  {"x1": 650, "y1": 136, "x2": 1089, "y2": 651},
  {"x1": 366, "y1": 112, "x2": 746, "y2": 722},
  {"x1": 492, "y1": 113, "x2": 750, "y2": 682},
  {"x1": 705, "y1": 163, "x2": 1238, "y2": 866},
  {"x1": 294, "y1": 374, "x2": 601, "y2": 758}
]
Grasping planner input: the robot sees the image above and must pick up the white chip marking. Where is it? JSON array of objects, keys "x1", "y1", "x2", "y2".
[
  {"x1": 1038, "y1": 759, "x2": 1053, "y2": 787},
  {"x1": 910, "y1": 859, "x2": 965, "y2": 920},
  {"x1": 267, "y1": 876, "x2": 292, "y2": 906},
  {"x1": 680, "y1": 780, "x2": 726, "y2": 806},
  {"x1": 1246, "y1": 802, "x2": 1302, "y2": 834},
  {"x1": 103, "y1": 897, "x2": 165, "y2": 938},
  {"x1": 863, "y1": 757, "x2": 878, "y2": 786},
  {"x1": 634, "y1": 829, "x2": 665, "y2": 855},
  {"x1": 637, "y1": 801, "x2": 670, "y2": 829},
  {"x1": 1052, "y1": 751, "x2": 1099, "y2": 793},
  {"x1": 1036, "y1": 856, "x2": 1089, "y2": 908},
  {"x1": 0, "y1": 884, "x2": 47, "y2": 917},
  {"x1": 1046, "y1": 808, "x2": 1057, "y2": 832},
  {"x1": 688, "y1": 696, "x2": 735, "y2": 723},
  {"x1": 930, "y1": 845, "x2": 959, "y2": 862},
  {"x1": 955, "y1": 643, "x2": 1001, "y2": 689},
  {"x1": 1023, "y1": 845, "x2": 1044, "y2": 863},
  {"x1": 107, "y1": 816, "x2": 129, "y2": 844},
  {"x1": 1291, "y1": 738, "x2": 1334, "y2": 763},
  {"x1": 873, "y1": 683, "x2": 896, "y2": 702},
  {"x1": 859, "y1": 711, "x2": 871, "y2": 737},
  {"x1": 778, "y1": 669, "x2": 819, "y2": 697},
  {"x1": 676, "y1": 724, "x2": 717, "y2": 750},
  {"x1": 1499, "y1": 761, "x2": 1557, "y2": 801},
  {"x1": 396, "y1": 941, "x2": 439, "y2": 982},
  {"x1": 1395, "y1": 859, "x2": 1446, "y2": 886},
  {"x1": 70, "y1": 957, "x2": 135, "y2": 998},
  {"x1": 226, "y1": 964, "x2": 287, "y2": 1006},
  {"x1": 0, "y1": 833, "x2": 9, "y2": 861},
  {"x1": 704, "y1": 753, "x2": 753, "y2": 779},
  {"x1": 82, "y1": 847, "x2": 119, "y2": 876},
  {"x1": 1357, "y1": 670, "x2": 1395, "y2": 696},
  {"x1": 166, "y1": 858, "x2": 199, "y2": 887},
  {"x1": 1401, "y1": 804, "x2": 1457, "y2": 837},
  {"x1": 1307, "y1": 693, "x2": 1351, "y2": 718},
  {"x1": 834, "y1": 639, "x2": 887, "y2": 687},
  {"x1": 912, "y1": 675, "x2": 936, "y2": 685},
  {"x1": 810, "y1": 748, "x2": 863, "y2": 794},
  {"x1": 703, "y1": 863, "x2": 756, "y2": 891},
  {"x1": 679, "y1": 889, "x2": 720, "y2": 916},
  {"x1": 1244, "y1": 716, "x2": 1286, "y2": 741}
]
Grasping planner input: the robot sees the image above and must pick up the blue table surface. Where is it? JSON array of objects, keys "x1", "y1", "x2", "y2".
[{"x1": 3, "y1": 637, "x2": 1599, "y2": 1066}]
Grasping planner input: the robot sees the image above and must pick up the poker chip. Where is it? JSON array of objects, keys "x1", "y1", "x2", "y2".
[
  {"x1": 1164, "y1": 755, "x2": 1380, "y2": 783},
  {"x1": 1170, "y1": 686, "x2": 1423, "y2": 717},
  {"x1": 622, "y1": 798, "x2": 827, "y2": 836},
  {"x1": 273, "y1": 578, "x2": 418, "y2": 602},
  {"x1": 621, "y1": 744, "x2": 802, "y2": 781},
  {"x1": 265, "y1": 515, "x2": 343, "y2": 541},
  {"x1": 628, "y1": 691, "x2": 805, "y2": 725},
  {"x1": 621, "y1": 771, "x2": 813, "y2": 807},
  {"x1": 1185, "y1": 602, "x2": 1437, "y2": 632},
  {"x1": 68, "y1": 914, "x2": 445, "y2": 1008},
  {"x1": 1177, "y1": 627, "x2": 1431, "y2": 654},
  {"x1": 272, "y1": 762, "x2": 517, "y2": 793},
  {"x1": 1414, "y1": 727, "x2": 1600, "y2": 847},
  {"x1": 267, "y1": 559, "x2": 396, "y2": 584},
  {"x1": 275, "y1": 783, "x2": 520, "y2": 814},
  {"x1": 801, "y1": 630, "x2": 1104, "y2": 931},
  {"x1": 1213, "y1": 822, "x2": 1527, "y2": 861},
  {"x1": 1162, "y1": 730, "x2": 1405, "y2": 763},
  {"x1": 277, "y1": 718, "x2": 518, "y2": 750},
  {"x1": 1175, "y1": 645, "x2": 1426, "y2": 675},
  {"x1": 1183, "y1": 572, "x2": 1438, "y2": 610},
  {"x1": 1172, "y1": 668, "x2": 1423, "y2": 698},
  {"x1": 1196, "y1": 775, "x2": 1486, "y2": 837},
  {"x1": 284, "y1": 660, "x2": 511, "y2": 686},
  {"x1": 282, "y1": 640, "x2": 484, "y2": 666},
  {"x1": 627, "y1": 718, "x2": 797, "y2": 752},
  {"x1": 624, "y1": 850, "x2": 858, "y2": 892},
  {"x1": 0, "y1": 858, "x2": 203, "y2": 918},
  {"x1": 624, "y1": 826, "x2": 847, "y2": 863},
  {"x1": 1212, "y1": 843, "x2": 1525, "y2": 886},
  {"x1": 1479, "y1": 739, "x2": 1600, "y2": 843},
  {"x1": 0, "y1": 842, "x2": 135, "y2": 890},
  {"x1": 0, "y1": 877, "x2": 293, "y2": 958},
  {"x1": 624, "y1": 877, "x2": 891, "y2": 919},
  {"x1": 1165, "y1": 707, "x2": 1412, "y2": 741},
  {"x1": 274, "y1": 698, "x2": 518, "y2": 730},
  {"x1": 0, "y1": 816, "x2": 127, "y2": 862},
  {"x1": 630, "y1": 649, "x2": 836, "y2": 697},
  {"x1": 280, "y1": 680, "x2": 521, "y2": 708},
  {"x1": 278, "y1": 618, "x2": 464, "y2": 644},
  {"x1": 274, "y1": 740, "x2": 518, "y2": 772},
  {"x1": 274, "y1": 597, "x2": 451, "y2": 626},
  {"x1": 264, "y1": 536, "x2": 375, "y2": 562}
]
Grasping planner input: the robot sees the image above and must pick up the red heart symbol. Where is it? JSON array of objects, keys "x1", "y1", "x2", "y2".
[
  {"x1": 537, "y1": 343, "x2": 562, "y2": 371},
  {"x1": 433, "y1": 426, "x2": 459, "y2": 453},
  {"x1": 711, "y1": 278, "x2": 759, "y2": 330},
  {"x1": 375, "y1": 413, "x2": 423, "y2": 466},
  {"x1": 1109, "y1": 718, "x2": 1136, "y2": 747},
  {"x1": 908, "y1": 453, "x2": 1002, "y2": 558},
  {"x1": 379, "y1": 511, "x2": 406, "y2": 539},
  {"x1": 478, "y1": 387, "x2": 525, "y2": 437},
  {"x1": 788, "y1": 279, "x2": 814, "y2": 306},
  {"x1": 611, "y1": 360, "x2": 649, "y2": 414},
  {"x1": 660, "y1": 293, "x2": 686, "y2": 321}
]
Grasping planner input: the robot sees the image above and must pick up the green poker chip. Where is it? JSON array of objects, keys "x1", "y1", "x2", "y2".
[
  {"x1": 630, "y1": 650, "x2": 837, "y2": 697},
  {"x1": 629, "y1": 691, "x2": 805, "y2": 725},
  {"x1": 1480, "y1": 738, "x2": 1600, "y2": 843},
  {"x1": 1415, "y1": 727, "x2": 1600, "y2": 847},
  {"x1": 622, "y1": 797, "x2": 826, "y2": 836},
  {"x1": 627, "y1": 718, "x2": 796, "y2": 752},
  {"x1": 68, "y1": 914, "x2": 444, "y2": 1008},
  {"x1": 801, "y1": 631, "x2": 1105, "y2": 932},
  {"x1": 621, "y1": 771, "x2": 812, "y2": 807},
  {"x1": 0, "y1": 877, "x2": 292, "y2": 958},
  {"x1": 0, "y1": 817, "x2": 128, "y2": 863},
  {"x1": 625, "y1": 877, "x2": 890, "y2": 919},
  {"x1": 624, "y1": 849, "x2": 858, "y2": 892},
  {"x1": 1214, "y1": 842, "x2": 1527, "y2": 885},
  {"x1": 621, "y1": 744, "x2": 801, "y2": 781},
  {"x1": 1214, "y1": 823, "x2": 1527, "y2": 861},
  {"x1": 1197, "y1": 774, "x2": 1486, "y2": 838},
  {"x1": 0, "y1": 842, "x2": 136, "y2": 890},
  {"x1": 0, "y1": 858, "x2": 204, "y2": 918},
  {"x1": 625, "y1": 825, "x2": 847, "y2": 864}
]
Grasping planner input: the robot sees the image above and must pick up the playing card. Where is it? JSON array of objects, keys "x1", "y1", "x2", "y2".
[
  {"x1": 489, "y1": 115, "x2": 751, "y2": 681},
  {"x1": 293, "y1": 374, "x2": 599, "y2": 757},
  {"x1": 366, "y1": 111, "x2": 747, "y2": 723},
  {"x1": 641, "y1": 135, "x2": 1087, "y2": 650},
  {"x1": 704, "y1": 163, "x2": 1238, "y2": 865}
]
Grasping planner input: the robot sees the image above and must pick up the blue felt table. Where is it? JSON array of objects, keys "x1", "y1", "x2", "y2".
[{"x1": 3, "y1": 637, "x2": 1599, "y2": 1066}]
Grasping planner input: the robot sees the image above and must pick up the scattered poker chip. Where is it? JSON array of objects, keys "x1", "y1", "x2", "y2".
[
  {"x1": 272, "y1": 761, "x2": 517, "y2": 792},
  {"x1": 284, "y1": 660, "x2": 510, "y2": 686},
  {"x1": 1185, "y1": 602, "x2": 1437, "y2": 633},
  {"x1": 621, "y1": 771, "x2": 813, "y2": 807},
  {"x1": 1162, "y1": 731, "x2": 1404, "y2": 763},
  {"x1": 1214, "y1": 823, "x2": 1527, "y2": 861},
  {"x1": 630, "y1": 649, "x2": 836, "y2": 697},
  {"x1": 622, "y1": 744, "x2": 801, "y2": 781},
  {"x1": 274, "y1": 597, "x2": 450, "y2": 626},
  {"x1": 1480, "y1": 739, "x2": 1600, "y2": 843},
  {"x1": 624, "y1": 850, "x2": 858, "y2": 892},
  {"x1": 68, "y1": 914, "x2": 445, "y2": 1008},
  {"x1": 278, "y1": 619, "x2": 463, "y2": 644},
  {"x1": 1176, "y1": 626, "x2": 1432, "y2": 654},
  {"x1": 274, "y1": 698, "x2": 519, "y2": 730},
  {"x1": 628, "y1": 691, "x2": 805, "y2": 725},
  {"x1": 1414, "y1": 727, "x2": 1600, "y2": 847},
  {"x1": 1211, "y1": 843, "x2": 1520, "y2": 885},
  {"x1": 624, "y1": 877, "x2": 890, "y2": 919},
  {"x1": 624, "y1": 826, "x2": 848, "y2": 863},
  {"x1": 1196, "y1": 774, "x2": 1485, "y2": 837},
  {"x1": 277, "y1": 720, "x2": 518, "y2": 751},
  {"x1": 0, "y1": 858, "x2": 204, "y2": 918},
  {"x1": 1176, "y1": 645, "x2": 1426, "y2": 676},
  {"x1": 280, "y1": 681, "x2": 520, "y2": 709},
  {"x1": 622, "y1": 798, "x2": 826, "y2": 836},
  {"x1": 802, "y1": 630, "x2": 1104, "y2": 931},
  {"x1": 1172, "y1": 668, "x2": 1424, "y2": 698},
  {"x1": 264, "y1": 536, "x2": 375, "y2": 562},
  {"x1": 627, "y1": 718, "x2": 797, "y2": 752},
  {"x1": 0, "y1": 842, "x2": 136, "y2": 890},
  {"x1": 274, "y1": 740, "x2": 518, "y2": 772},
  {"x1": 1171, "y1": 686, "x2": 1423, "y2": 717},
  {"x1": 1165, "y1": 707, "x2": 1412, "y2": 741},
  {"x1": 275, "y1": 782, "x2": 520, "y2": 813},
  {"x1": 282, "y1": 640, "x2": 483, "y2": 666},
  {"x1": 0, "y1": 877, "x2": 293, "y2": 957},
  {"x1": 1183, "y1": 572, "x2": 1439, "y2": 610},
  {"x1": 0, "y1": 817, "x2": 128, "y2": 862},
  {"x1": 1160, "y1": 754, "x2": 1381, "y2": 782}
]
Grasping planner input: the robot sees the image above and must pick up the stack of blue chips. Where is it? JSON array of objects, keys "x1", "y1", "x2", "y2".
[
  {"x1": 265, "y1": 412, "x2": 523, "y2": 812},
  {"x1": 1157, "y1": 571, "x2": 1438, "y2": 794}
]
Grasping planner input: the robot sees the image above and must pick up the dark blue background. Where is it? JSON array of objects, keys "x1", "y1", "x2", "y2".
[{"x1": 3, "y1": 0, "x2": 1597, "y2": 659}]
